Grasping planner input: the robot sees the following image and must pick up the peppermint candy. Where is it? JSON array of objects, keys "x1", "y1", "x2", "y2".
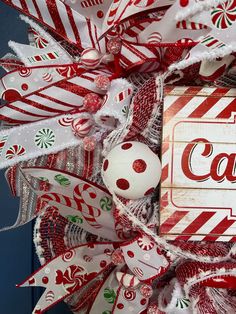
[
  {"x1": 6, "y1": 144, "x2": 26, "y2": 160},
  {"x1": 81, "y1": 48, "x2": 102, "y2": 68},
  {"x1": 211, "y1": 0, "x2": 236, "y2": 29},
  {"x1": 71, "y1": 117, "x2": 94, "y2": 138},
  {"x1": 100, "y1": 196, "x2": 113, "y2": 211},
  {"x1": 34, "y1": 128, "x2": 56, "y2": 149}
]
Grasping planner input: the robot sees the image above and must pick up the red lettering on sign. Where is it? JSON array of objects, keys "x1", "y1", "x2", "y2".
[{"x1": 182, "y1": 138, "x2": 236, "y2": 182}]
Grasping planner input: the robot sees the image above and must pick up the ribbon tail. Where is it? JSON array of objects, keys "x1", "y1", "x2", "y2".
[{"x1": 17, "y1": 243, "x2": 115, "y2": 313}]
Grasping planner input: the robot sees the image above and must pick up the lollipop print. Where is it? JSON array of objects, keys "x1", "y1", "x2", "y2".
[
  {"x1": 6, "y1": 145, "x2": 26, "y2": 160},
  {"x1": 18, "y1": 67, "x2": 32, "y2": 77},
  {"x1": 123, "y1": 289, "x2": 136, "y2": 301},
  {"x1": 58, "y1": 117, "x2": 74, "y2": 127},
  {"x1": 56, "y1": 65, "x2": 77, "y2": 78},
  {"x1": 34, "y1": 128, "x2": 55, "y2": 149},
  {"x1": 45, "y1": 291, "x2": 55, "y2": 303},
  {"x1": 32, "y1": 29, "x2": 49, "y2": 48},
  {"x1": 211, "y1": 0, "x2": 236, "y2": 29}
]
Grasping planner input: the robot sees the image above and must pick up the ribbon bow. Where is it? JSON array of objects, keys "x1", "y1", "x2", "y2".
[
  {"x1": 21, "y1": 167, "x2": 135, "y2": 241},
  {"x1": 18, "y1": 234, "x2": 171, "y2": 313}
]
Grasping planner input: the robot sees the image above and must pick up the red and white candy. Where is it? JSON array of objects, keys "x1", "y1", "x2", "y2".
[
  {"x1": 81, "y1": 48, "x2": 102, "y2": 69},
  {"x1": 101, "y1": 141, "x2": 161, "y2": 199},
  {"x1": 94, "y1": 75, "x2": 111, "y2": 90},
  {"x1": 107, "y1": 37, "x2": 122, "y2": 54},
  {"x1": 83, "y1": 136, "x2": 96, "y2": 151},
  {"x1": 83, "y1": 92, "x2": 103, "y2": 113},
  {"x1": 71, "y1": 117, "x2": 94, "y2": 138}
]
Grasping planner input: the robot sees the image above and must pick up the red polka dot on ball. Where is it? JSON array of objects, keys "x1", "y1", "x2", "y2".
[
  {"x1": 116, "y1": 178, "x2": 130, "y2": 190},
  {"x1": 121, "y1": 143, "x2": 132, "y2": 150},
  {"x1": 133, "y1": 159, "x2": 147, "y2": 173},
  {"x1": 103, "y1": 159, "x2": 109, "y2": 171},
  {"x1": 127, "y1": 250, "x2": 134, "y2": 258}
]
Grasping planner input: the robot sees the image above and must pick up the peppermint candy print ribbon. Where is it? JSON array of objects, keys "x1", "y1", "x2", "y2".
[
  {"x1": 101, "y1": 0, "x2": 174, "y2": 35},
  {"x1": 18, "y1": 234, "x2": 172, "y2": 314},
  {"x1": 171, "y1": 0, "x2": 236, "y2": 70},
  {"x1": 18, "y1": 243, "x2": 116, "y2": 314},
  {"x1": 0, "y1": 64, "x2": 75, "y2": 102},
  {"x1": 0, "y1": 113, "x2": 85, "y2": 169},
  {"x1": 21, "y1": 167, "x2": 121, "y2": 241}
]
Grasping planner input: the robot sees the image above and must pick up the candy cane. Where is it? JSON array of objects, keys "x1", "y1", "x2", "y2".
[
  {"x1": 107, "y1": 0, "x2": 121, "y2": 26},
  {"x1": 81, "y1": 0, "x2": 103, "y2": 8},
  {"x1": 73, "y1": 183, "x2": 101, "y2": 228},
  {"x1": 114, "y1": 87, "x2": 132, "y2": 103},
  {"x1": 41, "y1": 192, "x2": 74, "y2": 208},
  {"x1": 41, "y1": 184, "x2": 101, "y2": 228}
]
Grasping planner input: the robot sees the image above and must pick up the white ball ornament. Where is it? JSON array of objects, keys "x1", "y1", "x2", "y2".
[
  {"x1": 101, "y1": 141, "x2": 161, "y2": 199},
  {"x1": 80, "y1": 48, "x2": 101, "y2": 69}
]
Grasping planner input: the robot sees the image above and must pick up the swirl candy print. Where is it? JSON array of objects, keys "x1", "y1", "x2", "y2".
[
  {"x1": 34, "y1": 128, "x2": 55, "y2": 149},
  {"x1": 211, "y1": 0, "x2": 236, "y2": 29},
  {"x1": 5, "y1": 145, "x2": 26, "y2": 160},
  {"x1": 100, "y1": 196, "x2": 113, "y2": 211}
]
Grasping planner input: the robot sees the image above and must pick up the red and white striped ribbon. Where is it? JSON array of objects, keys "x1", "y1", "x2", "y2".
[{"x1": 2, "y1": 0, "x2": 100, "y2": 50}]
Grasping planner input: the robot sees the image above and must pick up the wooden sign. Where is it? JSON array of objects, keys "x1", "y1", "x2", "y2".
[{"x1": 159, "y1": 86, "x2": 236, "y2": 242}]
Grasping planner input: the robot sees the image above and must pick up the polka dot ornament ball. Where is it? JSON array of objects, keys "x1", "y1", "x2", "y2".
[{"x1": 101, "y1": 141, "x2": 161, "y2": 199}]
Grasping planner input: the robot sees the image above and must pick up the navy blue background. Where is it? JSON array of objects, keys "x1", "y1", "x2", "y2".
[{"x1": 0, "y1": 2, "x2": 70, "y2": 313}]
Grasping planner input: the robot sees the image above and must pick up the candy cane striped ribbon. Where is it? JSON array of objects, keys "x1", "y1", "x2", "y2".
[
  {"x1": 73, "y1": 183, "x2": 101, "y2": 228},
  {"x1": 40, "y1": 188, "x2": 101, "y2": 229},
  {"x1": 2, "y1": 0, "x2": 100, "y2": 50}
]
